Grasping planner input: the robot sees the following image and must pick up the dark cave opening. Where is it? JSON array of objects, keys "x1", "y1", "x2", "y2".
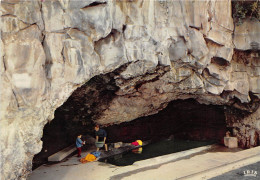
[
  {"x1": 33, "y1": 98, "x2": 227, "y2": 169},
  {"x1": 105, "y1": 99, "x2": 227, "y2": 143},
  {"x1": 33, "y1": 66, "x2": 227, "y2": 169},
  {"x1": 32, "y1": 110, "x2": 90, "y2": 170},
  {"x1": 33, "y1": 69, "x2": 123, "y2": 169}
]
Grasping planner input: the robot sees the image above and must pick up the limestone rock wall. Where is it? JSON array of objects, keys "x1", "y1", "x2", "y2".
[{"x1": 0, "y1": 0, "x2": 259, "y2": 179}]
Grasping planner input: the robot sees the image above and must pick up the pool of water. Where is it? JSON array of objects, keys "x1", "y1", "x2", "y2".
[{"x1": 99, "y1": 139, "x2": 215, "y2": 166}]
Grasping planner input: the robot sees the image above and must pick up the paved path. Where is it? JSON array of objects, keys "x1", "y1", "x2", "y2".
[
  {"x1": 29, "y1": 146, "x2": 260, "y2": 180},
  {"x1": 210, "y1": 162, "x2": 260, "y2": 180}
]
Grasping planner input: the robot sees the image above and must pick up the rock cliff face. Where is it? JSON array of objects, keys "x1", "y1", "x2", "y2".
[{"x1": 0, "y1": 0, "x2": 259, "y2": 179}]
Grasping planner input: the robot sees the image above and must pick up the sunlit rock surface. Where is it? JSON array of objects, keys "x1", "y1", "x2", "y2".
[{"x1": 0, "y1": 0, "x2": 259, "y2": 179}]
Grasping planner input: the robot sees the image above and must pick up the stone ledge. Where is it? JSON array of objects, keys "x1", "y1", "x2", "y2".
[
  {"x1": 48, "y1": 145, "x2": 76, "y2": 162},
  {"x1": 133, "y1": 144, "x2": 214, "y2": 167}
]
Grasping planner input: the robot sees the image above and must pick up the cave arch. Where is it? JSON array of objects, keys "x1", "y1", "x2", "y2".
[{"x1": 33, "y1": 68, "x2": 228, "y2": 168}]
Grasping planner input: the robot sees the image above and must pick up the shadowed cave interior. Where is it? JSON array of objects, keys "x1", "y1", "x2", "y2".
[{"x1": 33, "y1": 71, "x2": 227, "y2": 169}]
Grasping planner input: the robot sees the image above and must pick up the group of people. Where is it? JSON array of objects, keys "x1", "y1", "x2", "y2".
[{"x1": 76, "y1": 125, "x2": 107, "y2": 157}]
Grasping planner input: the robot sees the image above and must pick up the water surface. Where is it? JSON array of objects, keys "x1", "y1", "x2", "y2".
[{"x1": 100, "y1": 139, "x2": 215, "y2": 166}]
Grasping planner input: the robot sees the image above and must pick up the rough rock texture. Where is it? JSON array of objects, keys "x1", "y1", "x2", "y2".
[
  {"x1": 0, "y1": 0, "x2": 259, "y2": 179},
  {"x1": 225, "y1": 102, "x2": 260, "y2": 148}
]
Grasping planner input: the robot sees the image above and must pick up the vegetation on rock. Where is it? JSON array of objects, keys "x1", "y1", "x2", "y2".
[{"x1": 232, "y1": 0, "x2": 260, "y2": 25}]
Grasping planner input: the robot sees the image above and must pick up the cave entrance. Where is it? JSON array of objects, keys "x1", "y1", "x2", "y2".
[
  {"x1": 99, "y1": 99, "x2": 227, "y2": 166},
  {"x1": 32, "y1": 106, "x2": 93, "y2": 169},
  {"x1": 105, "y1": 99, "x2": 227, "y2": 143},
  {"x1": 33, "y1": 99, "x2": 226, "y2": 168},
  {"x1": 32, "y1": 68, "x2": 122, "y2": 169},
  {"x1": 33, "y1": 66, "x2": 227, "y2": 169}
]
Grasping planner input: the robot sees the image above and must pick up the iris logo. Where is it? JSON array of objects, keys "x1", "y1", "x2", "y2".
[{"x1": 243, "y1": 170, "x2": 257, "y2": 177}]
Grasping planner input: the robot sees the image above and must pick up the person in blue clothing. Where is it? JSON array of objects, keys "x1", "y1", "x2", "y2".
[
  {"x1": 76, "y1": 135, "x2": 85, "y2": 157},
  {"x1": 95, "y1": 125, "x2": 108, "y2": 151}
]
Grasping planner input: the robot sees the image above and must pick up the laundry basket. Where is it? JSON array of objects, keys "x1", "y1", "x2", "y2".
[{"x1": 95, "y1": 141, "x2": 104, "y2": 148}]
